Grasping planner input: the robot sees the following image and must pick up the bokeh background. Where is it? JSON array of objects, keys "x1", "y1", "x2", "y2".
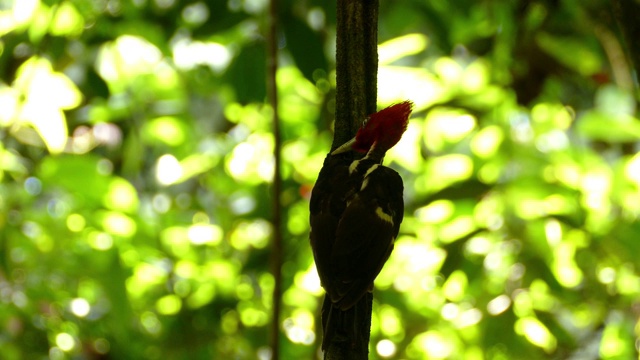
[{"x1": 1, "y1": 0, "x2": 640, "y2": 359}]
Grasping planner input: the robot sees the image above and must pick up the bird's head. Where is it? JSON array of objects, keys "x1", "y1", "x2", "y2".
[{"x1": 332, "y1": 100, "x2": 413, "y2": 156}]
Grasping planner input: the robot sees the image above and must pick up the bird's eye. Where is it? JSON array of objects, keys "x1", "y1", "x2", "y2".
[{"x1": 361, "y1": 116, "x2": 370, "y2": 128}]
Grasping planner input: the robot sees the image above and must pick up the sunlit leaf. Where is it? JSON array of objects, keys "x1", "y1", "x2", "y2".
[
  {"x1": 379, "y1": 33, "x2": 429, "y2": 65},
  {"x1": 50, "y1": 2, "x2": 84, "y2": 37},
  {"x1": 13, "y1": 57, "x2": 82, "y2": 153},
  {"x1": 577, "y1": 110, "x2": 640, "y2": 142}
]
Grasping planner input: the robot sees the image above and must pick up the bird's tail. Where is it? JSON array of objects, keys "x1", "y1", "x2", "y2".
[{"x1": 320, "y1": 294, "x2": 372, "y2": 353}]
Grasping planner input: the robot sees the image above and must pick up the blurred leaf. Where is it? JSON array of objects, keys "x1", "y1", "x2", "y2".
[
  {"x1": 13, "y1": 57, "x2": 82, "y2": 153},
  {"x1": 224, "y1": 42, "x2": 267, "y2": 103},
  {"x1": 536, "y1": 33, "x2": 601, "y2": 75},
  {"x1": 576, "y1": 111, "x2": 640, "y2": 142},
  {"x1": 281, "y1": 12, "x2": 328, "y2": 82}
]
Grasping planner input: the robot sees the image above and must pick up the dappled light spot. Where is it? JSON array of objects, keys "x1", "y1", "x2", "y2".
[
  {"x1": 181, "y1": 2, "x2": 209, "y2": 26},
  {"x1": 55, "y1": 333, "x2": 75, "y2": 352},
  {"x1": 4, "y1": 0, "x2": 38, "y2": 28},
  {"x1": 625, "y1": 153, "x2": 640, "y2": 185},
  {"x1": 487, "y1": 295, "x2": 511, "y2": 316},
  {"x1": 104, "y1": 178, "x2": 139, "y2": 212},
  {"x1": 443, "y1": 270, "x2": 467, "y2": 302},
  {"x1": 70, "y1": 298, "x2": 90, "y2": 318},
  {"x1": 378, "y1": 66, "x2": 443, "y2": 107},
  {"x1": 387, "y1": 121, "x2": 422, "y2": 172},
  {"x1": 236, "y1": 280, "x2": 254, "y2": 301},
  {"x1": 220, "y1": 310, "x2": 239, "y2": 334},
  {"x1": 257, "y1": 347, "x2": 272, "y2": 360},
  {"x1": 238, "y1": 301, "x2": 268, "y2": 327},
  {"x1": 410, "y1": 331, "x2": 455, "y2": 359},
  {"x1": 471, "y1": 125, "x2": 503, "y2": 158},
  {"x1": 93, "y1": 339, "x2": 110, "y2": 355},
  {"x1": 143, "y1": 117, "x2": 186, "y2": 146},
  {"x1": 377, "y1": 305, "x2": 403, "y2": 338},
  {"x1": 88, "y1": 231, "x2": 113, "y2": 251},
  {"x1": 24, "y1": 176, "x2": 42, "y2": 195},
  {"x1": 229, "y1": 194, "x2": 257, "y2": 215},
  {"x1": 186, "y1": 283, "x2": 216, "y2": 309},
  {"x1": 430, "y1": 154, "x2": 473, "y2": 184},
  {"x1": 99, "y1": 211, "x2": 136, "y2": 237},
  {"x1": 93, "y1": 122, "x2": 122, "y2": 147},
  {"x1": 206, "y1": 260, "x2": 241, "y2": 296},
  {"x1": 461, "y1": 60, "x2": 490, "y2": 93},
  {"x1": 536, "y1": 130, "x2": 569, "y2": 153},
  {"x1": 187, "y1": 224, "x2": 223, "y2": 245},
  {"x1": 70, "y1": 126, "x2": 94, "y2": 153},
  {"x1": 553, "y1": 163, "x2": 582, "y2": 188},
  {"x1": 277, "y1": 67, "x2": 320, "y2": 105},
  {"x1": 282, "y1": 283, "x2": 317, "y2": 310},
  {"x1": 415, "y1": 199, "x2": 454, "y2": 224},
  {"x1": 379, "y1": 238, "x2": 446, "y2": 290},
  {"x1": 512, "y1": 289, "x2": 533, "y2": 318},
  {"x1": 477, "y1": 161, "x2": 502, "y2": 184},
  {"x1": 160, "y1": 227, "x2": 190, "y2": 256},
  {"x1": 600, "y1": 323, "x2": 632, "y2": 358},
  {"x1": 529, "y1": 280, "x2": 556, "y2": 312},
  {"x1": 425, "y1": 110, "x2": 476, "y2": 149},
  {"x1": 156, "y1": 154, "x2": 183, "y2": 186},
  {"x1": 226, "y1": 135, "x2": 274, "y2": 183},
  {"x1": 174, "y1": 259, "x2": 197, "y2": 278},
  {"x1": 581, "y1": 169, "x2": 611, "y2": 196},
  {"x1": 553, "y1": 260, "x2": 583, "y2": 288},
  {"x1": 127, "y1": 262, "x2": 169, "y2": 301},
  {"x1": 173, "y1": 38, "x2": 230, "y2": 73},
  {"x1": 96, "y1": 36, "x2": 163, "y2": 81},
  {"x1": 376, "y1": 339, "x2": 397, "y2": 358},
  {"x1": 283, "y1": 309, "x2": 315, "y2": 345},
  {"x1": 192, "y1": 211, "x2": 209, "y2": 224},
  {"x1": 295, "y1": 266, "x2": 322, "y2": 295},
  {"x1": 457, "y1": 307, "x2": 482, "y2": 328},
  {"x1": 542, "y1": 194, "x2": 575, "y2": 216},
  {"x1": 465, "y1": 235, "x2": 493, "y2": 256},
  {"x1": 544, "y1": 219, "x2": 562, "y2": 246},
  {"x1": 306, "y1": 7, "x2": 326, "y2": 31},
  {"x1": 177, "y1": 153, "x2": 220, "y2": 184},
  {"x1": 66, "y1": 214, "x2": 86, "y2": 232},
  {"x1": 140, "y1": 311, "x2": 161, "y2": 335},
  {"x1": 531, "y1": 103, "x2": 574, "y2": 129},
  {"x1": 96, "y1": 158, "x2": 114, "y2": 175},
  {"x1": 173, "y1": 280, "x2": 190, "y2": 298},
  {"x1": 615, "y1": 264, "x2": 640, "y2": 295},
  {"x1": 50, "y1": 2, "x2": 84, "y2": 37},
  {"x1": 439, "y1": 215, "x2": 476, "y2": 243},
  {"x1": 597, "y1": 267, "x2": 616, "y2": 285},
  {"x1": 509, "y1": 111, "x2": 534, "y2": 143},
  {"x1": 379, "y1": 33, "x2": 429, "y2": 65},
  {"x1": 152, "y1": 193, "x2": 171, "y2": 213},
  {"x1": 289, "y1": 202, "x2": 311, "y2": 235},
  {"x1": 230, "y1": 220, "x2": 271, "y2": 250},
  {"x1": 441, "y1": 302, "x2": 459, "y2": 320},
  {"x1": 435, "y1": 57, "x2": 463, "y2": 85},
  {"x1": 13, "y1": 57, "x2": 82, "y2": 153},
  {"x1": 156, "y1": 294, "x2": 181, "y2": 315},
  {"x1": 0, "y1": 87, "x2": 19, "y2": 126},
  {"x1": 515, "y1": 317, "x2": 557, "y2": 353}
]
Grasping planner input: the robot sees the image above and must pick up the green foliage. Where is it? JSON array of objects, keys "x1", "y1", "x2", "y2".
[{"x1": 0, "y1": 0, "x2": 639, "y2": 359}]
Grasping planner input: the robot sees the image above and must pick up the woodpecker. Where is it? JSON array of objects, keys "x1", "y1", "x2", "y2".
[{"x1": 309, "y1": 101, "x2": 413, "y2": 350}]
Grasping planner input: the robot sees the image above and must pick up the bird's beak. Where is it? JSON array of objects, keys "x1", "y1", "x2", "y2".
[{"x1": 331, "y1": 137, "x2": 356, "y2": 155}]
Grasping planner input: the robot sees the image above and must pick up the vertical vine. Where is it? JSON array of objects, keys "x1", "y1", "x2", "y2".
[{"x1": 267, "y1": 0, "x2": 282, "y2": 358}]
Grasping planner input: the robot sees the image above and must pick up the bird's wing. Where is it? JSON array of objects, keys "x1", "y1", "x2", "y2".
[{"x1": 327, "y1": 167, "x2": 404, "y2": 309}]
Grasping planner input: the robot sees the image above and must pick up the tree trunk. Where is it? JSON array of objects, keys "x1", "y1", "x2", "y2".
[{"x1": 324, "y1": 0, "x2": 379, "y2": 359}]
